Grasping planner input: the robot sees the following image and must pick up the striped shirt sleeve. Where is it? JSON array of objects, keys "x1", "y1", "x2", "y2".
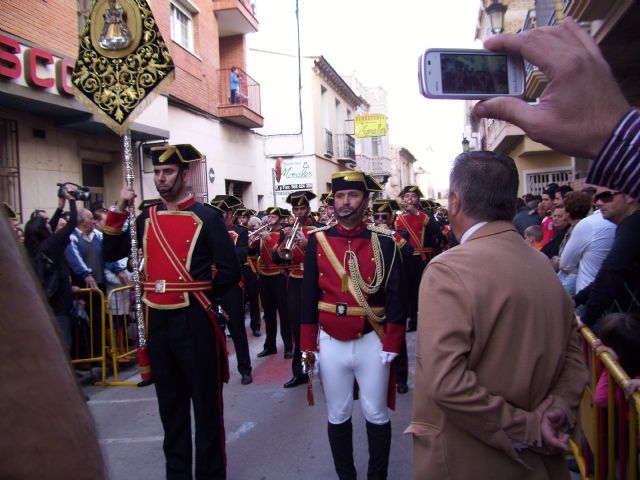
[{"x1": 587, "y1": 108, "x2": 640, "y2": 201}]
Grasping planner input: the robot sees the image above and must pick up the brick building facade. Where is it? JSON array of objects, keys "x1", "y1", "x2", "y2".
[{"x1": 0, "y1": 0, "x2": 265, "y2": 221}]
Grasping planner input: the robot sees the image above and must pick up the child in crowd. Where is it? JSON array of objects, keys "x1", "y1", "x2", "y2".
[
  {"x1": 524, "y1": 224, "x2": 544, "y2": 251},
  {"x1": 592, "y1": 312, "x2": 640, "y2": 407}
]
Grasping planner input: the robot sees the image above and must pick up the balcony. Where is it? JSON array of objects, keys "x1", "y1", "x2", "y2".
[
  {"x1": 356, "y1": 154, "x2": 392, "y2": 177},
  {"x1": 323, "y1": 129, "x2": 334, "y2": 157},
  {"x1": 213, "y1": 0, "x2": 258, "y2": 37},
  {"x1": 485, "y1": 118, "x2": 524, "y2": 154},
  {"x1": 521, "y1": 9, "x2": 548, "y2": 100},
  {"x1": 335, "y1": 133, "x2": 356, "y2": 166},
  {"x1": 218, "y1": 68, "x2": 263, "y2": 128},
  {"x1": 565, "y1": 0, "x2": 617, "y2": 21}
]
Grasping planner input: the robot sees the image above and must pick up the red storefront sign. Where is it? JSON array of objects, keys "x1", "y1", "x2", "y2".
[{"x1": 0, "y1": 33, "x2": 74, "y2": 96}]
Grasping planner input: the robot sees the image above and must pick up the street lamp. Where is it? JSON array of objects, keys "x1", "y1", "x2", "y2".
[
  {"x1": 461, "y1": 136, "x2": 470, "y2": 153},
  {"x1": 485, "y1": 0, "x2": 508, "y2": 35}
]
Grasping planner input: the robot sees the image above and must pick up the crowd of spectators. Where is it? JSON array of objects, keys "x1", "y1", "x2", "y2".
[
  {"x1": 516, "y1": 181, "x2": 640, "y2": 336},
  {"x1": 6, "y1": 188, "x2": 133, "y2": 362}
]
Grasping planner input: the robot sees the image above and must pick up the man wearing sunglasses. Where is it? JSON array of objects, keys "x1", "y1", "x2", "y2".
[{"x1": 574, "y1": 189, "x2": 640, "y2": 327}]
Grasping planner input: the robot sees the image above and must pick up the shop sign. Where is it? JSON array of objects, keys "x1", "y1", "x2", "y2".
[
  {"x1": 0, "y1": 32, "x2": 74, "y2": 96},
  {"x1": 354, "y1": 114, "x2": 387, "y2": 138}
]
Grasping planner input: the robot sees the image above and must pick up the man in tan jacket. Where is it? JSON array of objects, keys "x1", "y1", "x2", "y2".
[{"x1": 406, "y1": 151, "x2": 588, "y2": 479}]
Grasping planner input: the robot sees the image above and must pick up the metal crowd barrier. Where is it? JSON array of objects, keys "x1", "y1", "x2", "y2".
[
  {"x1": 70, "y1": 288, "x2": 107, "y2": 385},
  {"x1": 104, "y1": 285, "x2": 138, "y2": 387},
  {"x1": 571, "y1": 324, "x2": 640, "y2": 480}
]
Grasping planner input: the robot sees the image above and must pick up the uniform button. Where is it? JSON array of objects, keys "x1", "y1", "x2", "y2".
[
  {"x1": 178, "y1": 294, "x2": 184, "y2": 299},
  {"x1": 178, "y1": 276, "x2": 183, "y2": 280},
  {"x1": 186, "y1": 239, "x2": 191, "y2": 244},
  {"x1": 356, "y1": 333, "x2": 362, "y2": 338},
  {"x1": 367, "y1": 276, "x2": 372, "y2": 281},
  {"x1": 318, "y1": 253, "x2": 322, "y2": 257},
  {"x1": 182, "y1": 258, "x2": 186, "y2": 262},
  {"x1": 319, "y1": 272, "x2": 324, "y2": 277},
  {"x1": 371, "y1": 257, "x2": 374, "y2": 261}
]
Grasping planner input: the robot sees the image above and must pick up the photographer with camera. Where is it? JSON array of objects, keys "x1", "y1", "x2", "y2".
[{"x1": 24, "y1": 184, "x2": 79, "y2": 352}]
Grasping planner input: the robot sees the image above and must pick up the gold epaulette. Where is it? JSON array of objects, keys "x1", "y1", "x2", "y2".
[
  {"x1": 309, "y1": 224, "x2": 333, "y2": 235},
  {"x1": 367, "y1": 224, "x2": 393, "y2": 236}
]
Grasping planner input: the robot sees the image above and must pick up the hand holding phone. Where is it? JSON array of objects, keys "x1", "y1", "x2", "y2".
[{"x1": 418, "y1": 48, "x2": 525, "y2": 100}]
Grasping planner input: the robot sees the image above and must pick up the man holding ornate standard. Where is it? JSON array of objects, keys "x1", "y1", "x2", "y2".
[
  {"x1": 103, "y1": 145, "x2": 240, "y2": 480},
  {"x1": 300, "y1": 171, "x2": 407, "y2": 480}
]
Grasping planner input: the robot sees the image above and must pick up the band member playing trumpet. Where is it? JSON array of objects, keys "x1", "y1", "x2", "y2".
[
  {"x1": 277, "y1": 191, "x2": 324, "y2": 388},
  {"x1": 395, "y1": 185, "x2": 441, "y2": 331},
  {"x1": 250, "y1": 207, "x2": 292, "y2": 358},
  {"x1": 236, "y1": 208, "x2": 262, "y2": 337},
  {"x1": 209, "y1": 195, "x2": 253, "y2": 385},
  {"x1": 301, "y1": 172, "x2": 407, "y2": 479}
]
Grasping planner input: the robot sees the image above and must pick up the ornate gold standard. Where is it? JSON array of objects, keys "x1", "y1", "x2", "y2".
[
  {"x1": 73, "y1": 0, "x2": 175, "y2": 384},
  {"x1": 73, "y1": 0, "x2": 174, "y2": 134}
]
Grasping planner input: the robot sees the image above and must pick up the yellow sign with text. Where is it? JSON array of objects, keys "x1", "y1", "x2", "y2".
[{"x1": 354, "y1": 114, "x2": 387, "y2": 138}]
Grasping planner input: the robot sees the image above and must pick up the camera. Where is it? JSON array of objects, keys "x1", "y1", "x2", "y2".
[{"x1": 57, "y1": 182, "x2": 91, "y2": 202}]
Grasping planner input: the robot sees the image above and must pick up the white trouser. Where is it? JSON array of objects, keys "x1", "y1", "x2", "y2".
[{"x1": 319, "y1": 330, "x2": 390, "y2": 425}]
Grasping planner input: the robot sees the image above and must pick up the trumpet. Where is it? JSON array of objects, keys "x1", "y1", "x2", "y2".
[
  {"x1": 248, "y1": 222, "x2": 271, "y2": 240},
  {"x1": 278, "y1": 217, "x2": 301, "y2": 260}
]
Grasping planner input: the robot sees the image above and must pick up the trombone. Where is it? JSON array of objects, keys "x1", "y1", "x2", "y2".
[
  {"x1": 248, "y1": 222, "x2": 270, "y2": 240},
  {"x1": 278, "y1": 217, "x2": 301, "y2": 260}
]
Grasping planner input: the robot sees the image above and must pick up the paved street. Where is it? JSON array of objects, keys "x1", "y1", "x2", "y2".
[{"x1": 85, "y1": 321, "x2": 415, "y2": 479}]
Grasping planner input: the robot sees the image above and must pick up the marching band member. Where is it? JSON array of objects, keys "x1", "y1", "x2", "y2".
[
  {"x1": 210, "y1": 195, "x2": 253, "y2": 385},
  {"x1": 103, "y1": 144, "x2": 240, "y2": 479},
  {"x1": 372, "y1": 198, "x2": 413, "y2": 395},
  {"x1": 395, "y1": 185, "x2": 441, "y2": 331},
  {"x1": 237, "y1": 208, "x2": 262, "y2": 337},
  {"x1": 277, "y1": 191, "x2": 324, "y2": 389},
  {"x1": 252, "y1": 206, "x2": 293, "y2": 358},
  {"x1": 301, "y1": 171, "x2": 407, "y2": 479}
]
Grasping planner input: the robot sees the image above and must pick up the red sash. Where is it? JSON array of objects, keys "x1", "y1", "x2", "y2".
[{"x1": 149, "y1": 206, "x2": 229, "y2": 383}]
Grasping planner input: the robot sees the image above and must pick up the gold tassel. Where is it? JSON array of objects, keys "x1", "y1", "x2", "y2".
[{"x1": 341, "y1": 273, "x2": 349, "y2": 292}]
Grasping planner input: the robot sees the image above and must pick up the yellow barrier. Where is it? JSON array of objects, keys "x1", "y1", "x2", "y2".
[
  {"x1": 573, "y1": 324, "x2": 640, "y2": 480},
  {"x1": 104, "y1": 285, "x2": 138, "y2": 387},
  {"x1": 70, "y1": 288, "x2": 107, "y2": 385}
]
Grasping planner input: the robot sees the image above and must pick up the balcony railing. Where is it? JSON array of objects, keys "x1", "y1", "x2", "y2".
[
  {"x1": 335, "y1": 134, "x2": 355, "y2": 161},
  {"x1": 218, "y1": 67, "x2": 263, "y2": 128},
  {"x1": 356, "y1": 154, "x2": 391, "y2": 176},
  {"x1": 213, "y1": 0, "x2": 258, "y2": 37},
  {"x1": 520, "y1": 9, "x2": 548, "y2": 100},
  {"x1": 324, "y1": 129, "x2": 334, "y2": 157}
]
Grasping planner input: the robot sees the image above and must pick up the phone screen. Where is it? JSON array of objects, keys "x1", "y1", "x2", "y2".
[{"x1": 440, "y1": 54, "x2": 508, "y2": 94}]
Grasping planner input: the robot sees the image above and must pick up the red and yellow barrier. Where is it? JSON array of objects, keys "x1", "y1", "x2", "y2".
[{"x1": 572, "y1": 324, "x2": 640, "y2": 480}]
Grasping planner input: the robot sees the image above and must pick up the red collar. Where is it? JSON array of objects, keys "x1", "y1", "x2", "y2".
[
  {"x1": 336, "y1": 221, "x2": 366, "y2": 237},
  {"x1": 162, "y1": 195, "x2": 196, "y2": 211}
]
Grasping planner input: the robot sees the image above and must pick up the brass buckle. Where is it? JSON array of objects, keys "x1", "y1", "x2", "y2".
[{"x1": 155, "y1": 280, "x2": 166, "y2": 293}]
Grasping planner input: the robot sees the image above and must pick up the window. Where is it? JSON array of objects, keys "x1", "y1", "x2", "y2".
[
  {"x1": 0, "y1": 117, "x2": 21, "y2": 220},
  {"x1": 171, "y1": 1, "x2": 195, "y2": 52},
  {"x1": 77, "y1": 0, "x2": 92, "y2": 41}
]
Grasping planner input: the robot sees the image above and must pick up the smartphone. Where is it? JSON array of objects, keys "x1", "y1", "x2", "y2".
[{"x1": 418, "y1": 48, "x2": 525, "y2": 100}]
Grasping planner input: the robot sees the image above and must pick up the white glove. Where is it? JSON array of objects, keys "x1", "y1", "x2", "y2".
[
  {"x1": 313, "y1": 352, "x2": 320, "y2": 376},
  {"x1": 380, "y1": 351, "x2": 398, "y2": 365}
]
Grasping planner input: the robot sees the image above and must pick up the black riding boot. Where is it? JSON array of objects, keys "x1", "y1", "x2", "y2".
[
  {"x1": 366, "y1": 421, "x2": 391, "y2": 480},
  {"x1": 328, "y1": 419, "x2": 357, "y2": 480}
]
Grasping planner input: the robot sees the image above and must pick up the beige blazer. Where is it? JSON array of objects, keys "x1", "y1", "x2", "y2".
[{"x1": 406, "y1": 221, "x2": 587, "y2": 479}]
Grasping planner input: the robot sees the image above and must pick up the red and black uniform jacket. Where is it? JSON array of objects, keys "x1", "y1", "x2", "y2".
[
  {"x1": 249, "y1": 227, "x2": 285, "y2": 277},
  {"x1": 274, "y1": 218, "x2": 325, "y2": 279},
  {"x1": 395, "y1": 210, "x2": 442, "y2": 261},
  {"x1": 103, "y1": 197, "x2": 240, "y2": 309},
  {"x1": 300, "y1": 222, "x2": 407, "y2": 354}
]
